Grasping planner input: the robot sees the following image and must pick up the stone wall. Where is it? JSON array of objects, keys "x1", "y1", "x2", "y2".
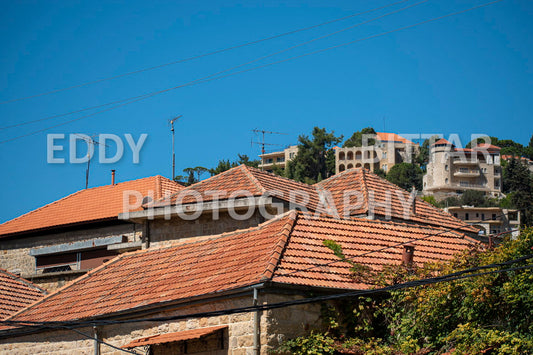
[
  {"x1": 0, "y1": 290, "x2": 324, "y2": 355},
  {"x1": 148, "y1": 211, "x2": 266, "y2": 248},
  {"x1": 0, "y1": 223, "x2": 141, "y2": 291}
]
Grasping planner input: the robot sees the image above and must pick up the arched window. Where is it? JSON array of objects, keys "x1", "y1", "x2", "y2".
[
  {"x1": 339, "y1": 164, "x2": 346, "y2": 172},
  {"x1": 347, "y1": 151, "x2": 354, "y2": 160},
  {"x1": 347, "y1": 164, "x2": 354, "y2": 169},
  {"x1": 339, "y1": 152, "x2": 345, "y2": 160}
]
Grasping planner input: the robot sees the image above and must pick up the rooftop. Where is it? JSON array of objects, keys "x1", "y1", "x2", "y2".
[
  {"x1": 375, "y1": 132, "x2": 416, "y2": 145},
  {"x1": 4, "y1": 211, "x2": 477, "y2": 325},
  {"x1": 0, "y1": 269, "x2": 46, "y2": 320},
  {"x1": 0, "y1": 176, "x2": 183, "y2": 238}
]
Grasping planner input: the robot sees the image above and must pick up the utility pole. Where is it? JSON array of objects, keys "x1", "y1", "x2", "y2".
[{"x1": 169, "y1": 115, "x2": 182, "y2": 180}]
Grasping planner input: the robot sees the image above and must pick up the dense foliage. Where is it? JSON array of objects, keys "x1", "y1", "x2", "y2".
[
  {"x1": 343, "y1": 127, "x2": 376, "y2": 148},
  {"x1": 385, "y1": 163, "x2": 423, "y2": 192},
  {"x1": 276, "y1": 228, "x2": 533, "y2": 354},
  {"x1": 285, "y1": 127, "x2": 343, "y2": 184}
]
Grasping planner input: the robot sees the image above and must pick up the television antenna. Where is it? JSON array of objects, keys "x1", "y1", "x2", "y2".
[
  {"x1": 73, "y1": 134, "x2": 108, "y2": 189},
  {"x1": 169, "y1": 115, "x2": 182, "y2": 180}
]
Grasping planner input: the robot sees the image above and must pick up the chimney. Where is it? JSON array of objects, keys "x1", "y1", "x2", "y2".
[
  {"x1": 111, "y1": 170, "x2": 116, "y2": 185},
  {"x1": 402, "y1": 244, "x2": 415, "y2": 266}
]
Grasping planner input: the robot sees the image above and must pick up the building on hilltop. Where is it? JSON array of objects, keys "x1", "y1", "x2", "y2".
[
  {"x1": 258, "y1": 145, "x2": 298, "y2": 172},
  {"x1": 335, "y1": 132, "x2": 419, "y2": 174},
  {"x1": 0, "y1": 174, "x2": 182, "y2": 292},
  {"x1": 444, "y1": 206, "x2": 520, "y2": 236},
  {"x1": 423, "y1": 139, "x2": 503, "y2": 201}
]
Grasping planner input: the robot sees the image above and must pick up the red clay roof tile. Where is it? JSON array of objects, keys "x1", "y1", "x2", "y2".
[
  {"x1": 0, "y1": 269, "x2": 46, "y2": 320},
  {"x1": 0, "y1": 176, "x2": 183, "y2": 238},
  {"x1": 4, "y1": 212, "x2": 476, "y2": 324}
]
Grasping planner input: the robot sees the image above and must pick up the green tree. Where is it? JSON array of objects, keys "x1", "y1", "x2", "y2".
[
  {"x1": 286, "y1": 127, "x2": 342, "y2": 184},
  {"x1": 343, "y1": 127, "x2": 376, "y2": 148},
  {"x1": 209, "y1": 154, "x2": 260, "y2": 176},
  {"x1": 385, "y1": 163, "x2": 423, "y2": 191},
  {"x1": 182, "y1": 166, "x2": 209, "y2": 185},
  {"x1": 502, "y1": 158, "x2": 533, "y2": 225},
  {"x1": 415, "y1": 135, "x2": 440, "y2": 169}
]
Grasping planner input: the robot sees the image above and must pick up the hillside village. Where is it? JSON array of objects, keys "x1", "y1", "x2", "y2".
[{"x1": 0, "y1": 127, "x2": 531, "y2": 354}]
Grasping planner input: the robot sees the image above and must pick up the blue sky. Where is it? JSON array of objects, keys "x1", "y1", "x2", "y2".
[{"x1": 0, "y1": 0, "x2": 532, "y2": 223}]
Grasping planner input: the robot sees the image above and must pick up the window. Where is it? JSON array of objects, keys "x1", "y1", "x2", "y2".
[
  {"x1": 445, "y1": 164, "x2": 449, "y2": 171},
  {"x1": 492, "y1": 214, "x2": 497, "y2": 220},
  {"x1": 459, "y1": 167, "x2": 468, "y2": 173},
  {"x1": 460, "y1": 181, "x2": 469, "y2": 187},
  {"x1": 382, "y1": 152, "x2": 387, "y2": 159},
  {"x1": 265, "y1": 158, "x2": 273, "y2": 164},
  {"x1": 289, "y1": 152, "x2": 295, "y2": 159},
  {"x1": 382, "y1": 164, "x2": 388, "y2": 172},
  {"x1": 465, "y1": 213, "x2": 470, "y2": 220},
  {"x1": 276, "y1": 157, "x2": 285, "y2": 163},
  {"x1": 453, "y1": 213, "x2": 458, "y2": 218},
  {"x1": 35, "y1": 248, "x2": 118, "y2": 274},
  {"x1": 481, "y1": 213, "x2": 485, "y2": 220}
]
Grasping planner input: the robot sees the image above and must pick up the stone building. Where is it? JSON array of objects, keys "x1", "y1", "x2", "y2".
[
  {"x1": 0, "y1": 175, "x2": 182, "y2": 292},
  {"x1": 0, "y1": 211, "x2": 478, "y2": 354},
  {"x1": 258, "y1": 145, "x2": 298, "y2": 172},
  {"x1": 444, "y1": 206, "x2": 520, "y2": 236},
  {"x1": 423, "y1": 139, "x2": 503, "y2": 200},
  {"x1": 122, "y1": 165, "x2": 478, "y2": 247},
  {"x1": 335, "y1": 132, "x2": 419, "y2": 174}
]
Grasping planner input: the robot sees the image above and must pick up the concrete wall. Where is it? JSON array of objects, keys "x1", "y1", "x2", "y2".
[{"x1": 0, "y1": 290, "x2": 323, "y2": 355}]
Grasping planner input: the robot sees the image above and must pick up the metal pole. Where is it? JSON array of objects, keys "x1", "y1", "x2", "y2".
[{"x1": 171, "y1": 122, "x2": 175, "y2": 180}]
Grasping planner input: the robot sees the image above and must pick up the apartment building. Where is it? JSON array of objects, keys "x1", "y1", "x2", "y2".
[
  {"x1": 444, "y1": 206, "x2": 520, "y2": 236},
  {"x1": 258, "y1": 145, "x2": 298, "y2": 171},
  {"x1": 423, "y1": 139, "x2": 502, "y2": 200},
  {"x1": 335, "y1": 132, "x2": 419, "y2": 174}
]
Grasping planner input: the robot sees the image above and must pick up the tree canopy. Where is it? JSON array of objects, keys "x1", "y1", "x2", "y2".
[
  {"x1": 285, "y1": 127, "x2": 342, "y2": 184},
  {"x1": 385, "y1": 162, "x2": 423, "y2": 191},
  {"x1": 343, "y1": 127, "x2": 376, "y2": 148}
]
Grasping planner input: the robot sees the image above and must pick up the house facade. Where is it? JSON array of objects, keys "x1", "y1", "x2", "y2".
[
  {"x1": 335, "y1": 132, "x2": 419, "y2": 174},
  {"x1": 258, "y1": 145, "x2": 298, "y2": 172},
  {"x1": 444, "y1": 206, "x2": 520, "y2": 236},
  {"x1": 423, "y1": 139, "x2": 503, "y2": 200},
  {"x1": 0, "y1": 175, "x2": 182, "y2": 292},
  {"x1": 0, "y1": 211, "x2": 478, "y2": 354}
]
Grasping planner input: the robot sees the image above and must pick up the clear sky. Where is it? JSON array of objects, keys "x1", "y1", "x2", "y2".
[{"x1": 0, "y1": 0, "x2": 532, "y2": 223}]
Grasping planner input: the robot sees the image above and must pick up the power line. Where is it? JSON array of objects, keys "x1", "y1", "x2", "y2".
[
  {"x1": 277, "y1": 210, "x2": 510, "y2": 278},
  {"x1": 1, "y1": 255, "x2": 530, "y2": 331},
  {"x1": 0, "y1": 0, "x2": 410, "y2": 105},
  {"x1": 0, "y1": 0, "x2": 504, "y2": 144},
  {"x1": 0, "y1": 0, "x2": 420, "y2": 133}
]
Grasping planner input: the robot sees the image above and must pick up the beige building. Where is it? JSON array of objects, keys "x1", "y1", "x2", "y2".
[
  {"x1": 258, "y1": 145, "x2": 298, "y2": 171},
  {"x1": 335, "y1": 132, "x2": 419, "y2": 174},
  {"x1": 445, "y1": 206, "x2": 520, "y2": 236},
  {"x1": 423, "y1": 139, "x2": 503, "y2": 200}
]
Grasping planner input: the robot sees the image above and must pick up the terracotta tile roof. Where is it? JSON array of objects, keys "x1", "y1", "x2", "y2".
[
  {"x1": 151, "y1": 165, "x2": 322, "y2": 212},
  {"x1": 122, "y1": 325, "x2": 227, "y2": 348},
  {"x1": 472, "y1": 143, "x2": 501, "y2": 151},
  {"x1": 5, "y1": 213, "x2": 297, "y2": 323},
  {"x1": 0, "y1": 269, "x2": 46, "y2": 320},
  {"x1": 0, "y1": 176, "x2": 183, "y2": 238},
  {"x1": 376, "y1": 132, "x2": 415, "y2": 145},
  {"x1": 432, "y1": 138, "x2": 452, "y2": 146},
  {"x1": 271, "y1": 213, "x2": 477, "y2": 289},
  {"x1": 316, "y1": 169, "x2": 478, "y2": 234},
  {"x1": 4, "y1": 212, "x2": 477, "y2": 324}
]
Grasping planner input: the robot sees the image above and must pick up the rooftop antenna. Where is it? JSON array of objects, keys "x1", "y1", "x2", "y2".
[
  {"x1": 74, "y1": 134, "x2": 108, "y2": 189},
  {"x1": 251, "y1": 129, "x2": 287, "y2": 171},
  {"x1": 169, "y1": 115, "x2": 182, "y2": 180}
]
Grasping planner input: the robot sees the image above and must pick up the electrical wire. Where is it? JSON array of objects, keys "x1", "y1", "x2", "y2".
[
  {"x1": 0, "y1": 0, "x2": 423, "y2": 133},
  {"x1": 0, "y1": 0, "x2": 410, "y2": 105},
  {"x1": 0, "y1": 0, "x2": 504, "y2": 144},
  {"x1": 276, "y1": 210, "x2": 510, "y2": 278},
  {"x1": 1, "y1": 255, "x2": 530, "y2": 331}
]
